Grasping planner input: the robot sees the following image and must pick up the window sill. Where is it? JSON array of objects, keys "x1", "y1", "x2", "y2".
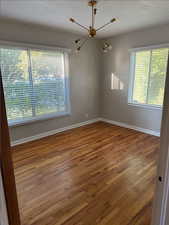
[
  {"x1": 128, "y1": 102, "x2": 163, "y2": 110},
  {"x1": 9, "y1": 111, "x2": 71, "y2": 128}
]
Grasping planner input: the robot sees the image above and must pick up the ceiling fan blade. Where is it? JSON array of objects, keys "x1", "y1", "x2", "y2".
[{"x1": 110, "y1": 18, "x2": 116, "y2": 23}]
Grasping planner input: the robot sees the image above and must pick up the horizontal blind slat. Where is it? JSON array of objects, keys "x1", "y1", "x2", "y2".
[
  {"x1": 0, "y1": 47, "x2": 68, "y2": 123},
  {"x1": 132, "y1": 48, "x2": 168, "y2": 106}
]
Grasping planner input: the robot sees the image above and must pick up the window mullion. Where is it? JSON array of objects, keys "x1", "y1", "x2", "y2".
[
  {"x1": 146, "y1": 50, "x2": 152, "y2": 104},
  {"x1": 131, "y1": 52, "x2": 136, "y2": 103},
  {"x1": 63, "y1": 53, "x2": 67, "y2": 111},
  {"x1": 27, "y1": 49, "x2": 36, "y2": 117}
]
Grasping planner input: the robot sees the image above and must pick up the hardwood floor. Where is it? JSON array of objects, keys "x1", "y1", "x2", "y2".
[{"x1": 12, "y1": 122, "x2": 160, "y2": 225}]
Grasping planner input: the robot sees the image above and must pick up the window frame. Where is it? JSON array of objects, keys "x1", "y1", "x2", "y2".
[
  {"x1": 128, "y1": 44, "x2": 169, "y2": 110},
  {"x1": 0, "y1": 40, "x2": 71, "y2": 127}
]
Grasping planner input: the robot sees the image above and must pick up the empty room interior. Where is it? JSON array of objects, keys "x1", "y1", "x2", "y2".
[{"x1": 1, "y1": 0, "x2": 169, "y2": 225}]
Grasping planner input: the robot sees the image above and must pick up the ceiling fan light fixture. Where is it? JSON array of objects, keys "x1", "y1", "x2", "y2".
[
  {"x1": 75, "y1": 39, "x2": 81, "y2": 44},
  {"x1": 103, "y1": 42, "x2": 112, "y2": 52},
  {"x1": 75, "y1": 46, "x2": 81, "y2": 54},
  {"x1": 108, "y1": 44, "x2": 112, "y2": 50},
  {"x1": 110, "y1": 18, "x2": 116, "y2": 23},
  {"x1": 104, "y1": 43, "x2": 109, "y2": 48},
  {"x1": 69, "y1": 0, "x2": 117, "y2": 52},
  {"x1": 103, "y1": 48, "x2": 108, "y2": 53},
  {"x1": 70, "y1": 18, "x2": 75, "y2": 23}
]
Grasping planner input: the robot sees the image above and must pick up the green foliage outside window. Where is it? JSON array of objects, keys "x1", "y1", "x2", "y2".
[
  {"x1": 132, "y1": 48, "x2": 168, "y2": 106},
  {"x1": 0, "y1": 48, "x2": 67, "y2": 123}
]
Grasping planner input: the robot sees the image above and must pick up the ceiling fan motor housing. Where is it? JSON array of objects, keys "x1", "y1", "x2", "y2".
[{"x1": 89, "y1": 27, "x2": 97, "y2": 37}]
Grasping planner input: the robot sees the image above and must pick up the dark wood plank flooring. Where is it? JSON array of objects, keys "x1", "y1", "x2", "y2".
[{"x1": 12, "y1": 122, "x2": 160, "y2": 225}]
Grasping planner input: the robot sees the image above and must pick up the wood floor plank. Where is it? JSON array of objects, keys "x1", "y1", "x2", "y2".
[{"x1": 12, "y1": 122, "x2": 159, "y2": 225}]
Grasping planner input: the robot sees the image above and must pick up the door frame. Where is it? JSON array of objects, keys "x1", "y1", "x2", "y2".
[
  {"x1": 0, "y1": 70, "x2": 21, "y2": 225},
  {"x1": 151, "y1": 53, "x2": 169, "y2": 225}
]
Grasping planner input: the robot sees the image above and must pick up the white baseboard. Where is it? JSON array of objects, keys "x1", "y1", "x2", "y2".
[
  {"x1": 11, "y1": 118, "x2": 101, "y2": 146},
  {"x1": 101, "y1": 118, "x2": 160, "y2": 137},
  {"x1": 11, "y1": 117, "x2": 160, "y2": 146}
]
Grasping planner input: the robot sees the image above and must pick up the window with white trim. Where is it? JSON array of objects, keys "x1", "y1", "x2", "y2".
[
  {"x1": 0, "y1": 46, "x2": 70, "y2": 126},
  {"x1": 128, "y1": 47, "x2": 168, "y2": 107}
]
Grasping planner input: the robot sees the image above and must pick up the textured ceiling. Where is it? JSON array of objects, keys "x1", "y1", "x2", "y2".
[{"x1": 1, "y1": 0, "x2": 169, "y2": 38}]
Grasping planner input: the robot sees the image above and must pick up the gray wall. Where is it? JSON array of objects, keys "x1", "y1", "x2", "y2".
[
  {"x1": 0, "y1": 19, "x2": 101, "y2": 142},
  {"x1": 101, "y1": 24, "x2": 169, "y2": 133},
  {"x1": 1, "y1": 19, "x2": 169, "y2": 141}
]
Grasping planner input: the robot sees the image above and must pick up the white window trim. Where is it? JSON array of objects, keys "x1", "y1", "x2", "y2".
[
  {"x1": 0, "y1": 40, "x2": 71, "y2": 53},
  {"x1": 0, "y1": 40, "x2": 71, "y2": 127},
  {"x1": 9, "y1": 111, "x2": 71, "y2": 127},
  {"x1": 128, "y1": 102, "x2": 162, "y2": 110},
  {"x1": 128, "y1": 44, "x2": 169, "y2": 110},
  {"x1": 129, "y1": 43, "x2": 169, "y2": 53}
]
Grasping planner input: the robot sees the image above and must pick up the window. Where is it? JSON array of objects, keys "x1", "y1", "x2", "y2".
[
  {"x1": 0, "y1": 46, "x2": 70, "y2": 126},
  {"x1": 129, "y1": 47, "x2": 168, "y2": 108}
]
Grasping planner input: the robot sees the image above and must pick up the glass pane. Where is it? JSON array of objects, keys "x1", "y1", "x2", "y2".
[
  {"x1": 147, "y1": 48, "x2": 168, "y2": 106},
  {"x1": 133, "y1": 51, "x2": 151, "y2": 104},
  {"x1": 0, "y1": 48, "x2": 32, "y2": 122},
  {"x1": 30, "y1": 50, "x2": 66, "y2": 116}
]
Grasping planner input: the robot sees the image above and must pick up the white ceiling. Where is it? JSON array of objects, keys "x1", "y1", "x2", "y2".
[{"x1": 1, "y1": 0, "x2": 169, "y2": 38}]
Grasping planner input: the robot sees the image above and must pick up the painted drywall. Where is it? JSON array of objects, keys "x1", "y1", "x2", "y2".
[
  {"x1": 1, "y1": 19, "x2": 169, "y2": 141},
  {"x1": 0, "y1": 169, "x2": 9, "y2": 225},
  {"x1": 100, "y1": 24, "x2": 169, "y2": 133},
  {"x1": 164, "y1": 183, "x2": 169, "y2": 225},
  {"x1": 0, "y1": 19, "x2": 102, "y2": 142}
]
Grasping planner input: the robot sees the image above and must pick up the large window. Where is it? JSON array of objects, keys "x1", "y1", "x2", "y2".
[
  {"x1": 128, "y1": 47, "x2": 168, "y2": 108},
  {"x1": 0, "y1": 45, "x2": 70, "y2": 126}
]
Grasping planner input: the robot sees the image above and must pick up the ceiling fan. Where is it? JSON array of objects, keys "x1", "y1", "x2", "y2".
[{"x1": 69, "y1": 0, "x2": 116, "y2": 53}]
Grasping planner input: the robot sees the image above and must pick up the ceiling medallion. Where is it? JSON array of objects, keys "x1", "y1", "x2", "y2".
[{"x1": 69, "y1": 0, "x2": 116, "y2": 53}]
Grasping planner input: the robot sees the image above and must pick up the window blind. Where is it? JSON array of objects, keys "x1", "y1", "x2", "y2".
[
  {"x1": 131, "y1": 48, "x2": 168, "y2": 107},
  {"x1": 0, "y1": 47, "x2": 69, "y2": 125}
]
